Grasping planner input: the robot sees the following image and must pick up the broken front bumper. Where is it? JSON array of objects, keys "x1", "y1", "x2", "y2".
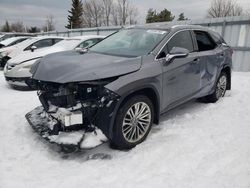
[{"x1": 25, "y1": 106, "x2": 108, "y2": 152}]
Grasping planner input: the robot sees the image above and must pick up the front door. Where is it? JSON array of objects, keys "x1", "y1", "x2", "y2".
[{"x1": 159, "y1": 30, "x2": 201, "y2": 110}]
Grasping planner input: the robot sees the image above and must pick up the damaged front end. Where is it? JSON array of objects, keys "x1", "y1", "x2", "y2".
[{"x1": 26, "y1": 77, "x2": 120, "y2": 150}]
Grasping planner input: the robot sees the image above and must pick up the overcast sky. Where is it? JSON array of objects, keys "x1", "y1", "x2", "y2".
[{"x1": 0, "y1": 0, "x2": 250, "y2": 31}]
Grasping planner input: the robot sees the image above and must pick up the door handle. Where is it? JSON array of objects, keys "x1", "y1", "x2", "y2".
[
  {"x1": 191, "y1": 58, "x2": 200, "y2": 64},
  {"x1": 193, "y1": 58, "x2": 200, "y2": 62}
]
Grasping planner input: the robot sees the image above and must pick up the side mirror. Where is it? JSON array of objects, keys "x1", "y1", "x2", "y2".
[
  {"x1": 75, "y1": 47, "x2": 88, "y2": 54},
  {"x1": 165, "y1": 47, "x2": 189, "y2": 62},
  {"x1": 30, "y1": 45, "x2": 37, "y2": 52}
]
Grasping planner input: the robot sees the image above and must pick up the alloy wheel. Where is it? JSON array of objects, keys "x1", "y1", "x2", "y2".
[
  {"x1": 216, "y1": 75, "x2": 227, "y2": 99},
  {"x1": 122, "y1": 102, "x2": 151, "y2": 143}
]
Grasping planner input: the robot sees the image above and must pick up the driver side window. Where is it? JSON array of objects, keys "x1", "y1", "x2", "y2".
[
  {"x1": 158, "y1": 30, "x2": 194, "y2": 59},
  {"x1": 24, "y1": 39, "x2": 53, "y2": 51}
]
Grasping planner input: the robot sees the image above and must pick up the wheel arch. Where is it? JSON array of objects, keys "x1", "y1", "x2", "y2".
[
  {"x1": 108, "y1": 86, "x2": 161, "y2": 139},
  {"x1": 221, "y1": 65, "x2": 231, "y2": 90}
]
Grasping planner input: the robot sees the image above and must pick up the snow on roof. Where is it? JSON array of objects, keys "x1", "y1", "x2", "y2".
[{"x1": 0, "y1": 36, "x2": 28, "y2": 46}]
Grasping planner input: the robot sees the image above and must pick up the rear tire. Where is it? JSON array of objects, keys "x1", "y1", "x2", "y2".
[
  {"x1": 200, "y1": 72, "x2": 228, "y2": 103},
  {"x1": 111, "y1": 95, "x2": 154, "y2": 150}
]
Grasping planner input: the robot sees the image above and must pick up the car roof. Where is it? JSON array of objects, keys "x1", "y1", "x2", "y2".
[
  {"x1": 0, "y1": 36, "x2": 29, "y2": 46},
  {"x1": 129, "y1": 24, "x2": 210, "y2": 32},
  {"x1": 33, "y1": 36, "x2": 64, "y2": 40},
  {"x1": 70, "y1": 35, "x2": 105, "y2": 40}
]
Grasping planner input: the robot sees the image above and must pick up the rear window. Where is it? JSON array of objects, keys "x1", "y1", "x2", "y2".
[{"x1": 210, "y1": 32, "x2": 225, "y2": 45}]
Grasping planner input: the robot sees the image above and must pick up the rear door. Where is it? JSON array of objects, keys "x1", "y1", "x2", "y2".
[
  {"x1": 192, "y1": 30, "x2": 220, "y2": 92},
  {"x1": 159, "y1": 30, "x2": 201, "y2": 110}
]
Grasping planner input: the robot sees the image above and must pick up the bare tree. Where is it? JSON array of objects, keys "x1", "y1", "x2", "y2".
[
  {"x1": 43, "y1": 15, "x2": 55, "y2": 31},
  {"x1": 102, "y1": 0, "x2": 113, "y2": 26},
  {"x1": 82, "y1": 1, "x2": 93, "y2": 27},
  {"x1": 82, "y1": 0, "x2": 137, "y2": 27},
  {"x1": 128, "y1": 6, "x2": 138, "y2": 25},
  {"x1": 11, "y1": 21, "x2": 25, "y2": 32},
  {"x1": 91, "y1": 0, "x2": 102, "y2": 27},
  {"x1": 117, "y1": 0, "x2": 129, "y2": 25},
  {"x1": 83, "y1": 0, "x2": 102, "y2": 27},
  {"x1": 110, "y1": 2, "x2": 119, "y2": 25},
  {"x1": 207, "y1": 0, "x2": 243, "y2": 18}
]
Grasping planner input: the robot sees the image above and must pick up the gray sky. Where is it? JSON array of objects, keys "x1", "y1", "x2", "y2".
[{"x1": 0, "y1": 0, "x2": 250, "y2": 31}]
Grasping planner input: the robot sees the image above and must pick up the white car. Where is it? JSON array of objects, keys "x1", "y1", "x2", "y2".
[
  {"x1": 4, "y1": 35, "x2": 105, "y2": 87},
  {"x1": 0, "y1": 36, "x2": 63, "y2": 68},
  {"x1": 0, "y1": 36, "x2": 29, "y2": 49}
]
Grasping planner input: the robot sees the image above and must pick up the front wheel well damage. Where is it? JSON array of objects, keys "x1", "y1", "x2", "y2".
[
  {"x1": 221, "y1": 66, "x2": 231, "y2": 90},
  {"x1": 117, "y1": 88, "x2": 160, "y2": 125}
]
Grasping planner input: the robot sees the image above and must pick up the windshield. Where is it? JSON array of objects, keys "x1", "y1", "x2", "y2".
[{"x1": 90, "y1": 28, "x2": 168, "y2": 57}]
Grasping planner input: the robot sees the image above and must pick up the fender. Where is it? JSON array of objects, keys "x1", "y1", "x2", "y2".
[{"x1": 107, "y1": 84, "x2": 161, "y2": 140}]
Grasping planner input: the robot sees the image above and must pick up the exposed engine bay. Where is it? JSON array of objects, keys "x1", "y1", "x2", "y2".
[{"x1": 25, "y1": 78, "x2": 120, "y2": 151}]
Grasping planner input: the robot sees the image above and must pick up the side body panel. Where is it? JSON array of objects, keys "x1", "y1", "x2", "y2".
[{"x1": 161, "y1": 52, "x2": 201, "y2": 111}]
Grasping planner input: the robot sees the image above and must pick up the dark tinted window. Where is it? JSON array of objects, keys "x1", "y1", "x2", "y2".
[
  {"x1": 25, "y1": 39, "x2": 54, "y2": 50},
  {"x1": 54, "y1": 38, "x2": 63, "y2": 44},
  {"x1": 194, "y1": 31, "x2": 217, "y2": 51},
  {"x1": 167, "y1": 31, "x2": 194, "y2": 53}
]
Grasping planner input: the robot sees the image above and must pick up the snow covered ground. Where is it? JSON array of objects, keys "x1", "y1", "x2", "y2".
[{"x1": 0, "y1": 71, "x2": 250, "y2": 188}]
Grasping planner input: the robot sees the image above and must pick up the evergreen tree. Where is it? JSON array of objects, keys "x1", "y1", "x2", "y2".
[
  {"x1": 146, "y1": 9, "x2": 157, "y2": 23},
  {"x1": 145, "y1": 8, "x2": 175, "y2": 23},
  {"x1": 178, "y1": 13, "x2": 188, "y2": 21},
  {"x1": 157, "y1": 9, "x2": 175, "y2": 22},
  {"x1": 2, "y1": 21, "x2": 11, "y2": 32},
  {"x1": 66, "y1": 0, "x2": 84, "y2": 29}
]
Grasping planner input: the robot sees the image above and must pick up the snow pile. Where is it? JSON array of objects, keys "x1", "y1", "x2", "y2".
[
  {"x1": 80, "y1": 129, "x2": 108, "y2": 149},
  {"x1": 48, "y1": 131, "x2": 84, "y2": 145},
  {"x1": 0, "y1": 71, "x2": 250, "y2": 188}
]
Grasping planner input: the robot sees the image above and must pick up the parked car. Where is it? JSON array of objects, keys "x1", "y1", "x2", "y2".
[
  {"x1": 4, "y1": 35, "x2": 104, "y2": 87},
  {"x1": 0, "y1": 36, "x2": 63, "y2": 68},
  {"x1": 0, "y1": 36, "x2": 29, "y2": 48},
  {"x1": 0, "y1": 33, "x2": 35, "y2": 42},
  {"x1": 26, "y1": 25, "x2": 232, "y2": 150}
]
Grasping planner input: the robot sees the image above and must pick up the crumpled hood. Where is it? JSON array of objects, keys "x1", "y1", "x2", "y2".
[{"x1": 32, "y1": 51, "x2": 142, "y2": 83}]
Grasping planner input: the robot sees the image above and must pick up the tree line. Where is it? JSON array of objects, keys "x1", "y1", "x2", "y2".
[
  {"x1": 1, "y1": 15, "x2": 55, "y2": 33},
  {"x1": 66, "y1": 0, "x2": 138, "y2": 29},
  {"x1": 1, "y1": 0, "x2": 248, "y2": 33}
]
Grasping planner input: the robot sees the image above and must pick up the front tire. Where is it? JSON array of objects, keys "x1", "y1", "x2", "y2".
[{"x1": 111, "y1": 95, "x2": 154, "y2": 150}]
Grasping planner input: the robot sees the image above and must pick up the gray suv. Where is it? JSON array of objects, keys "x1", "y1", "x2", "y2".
[{"x1": 27, "y1": 25, "x2": 232, "y2": 150}]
